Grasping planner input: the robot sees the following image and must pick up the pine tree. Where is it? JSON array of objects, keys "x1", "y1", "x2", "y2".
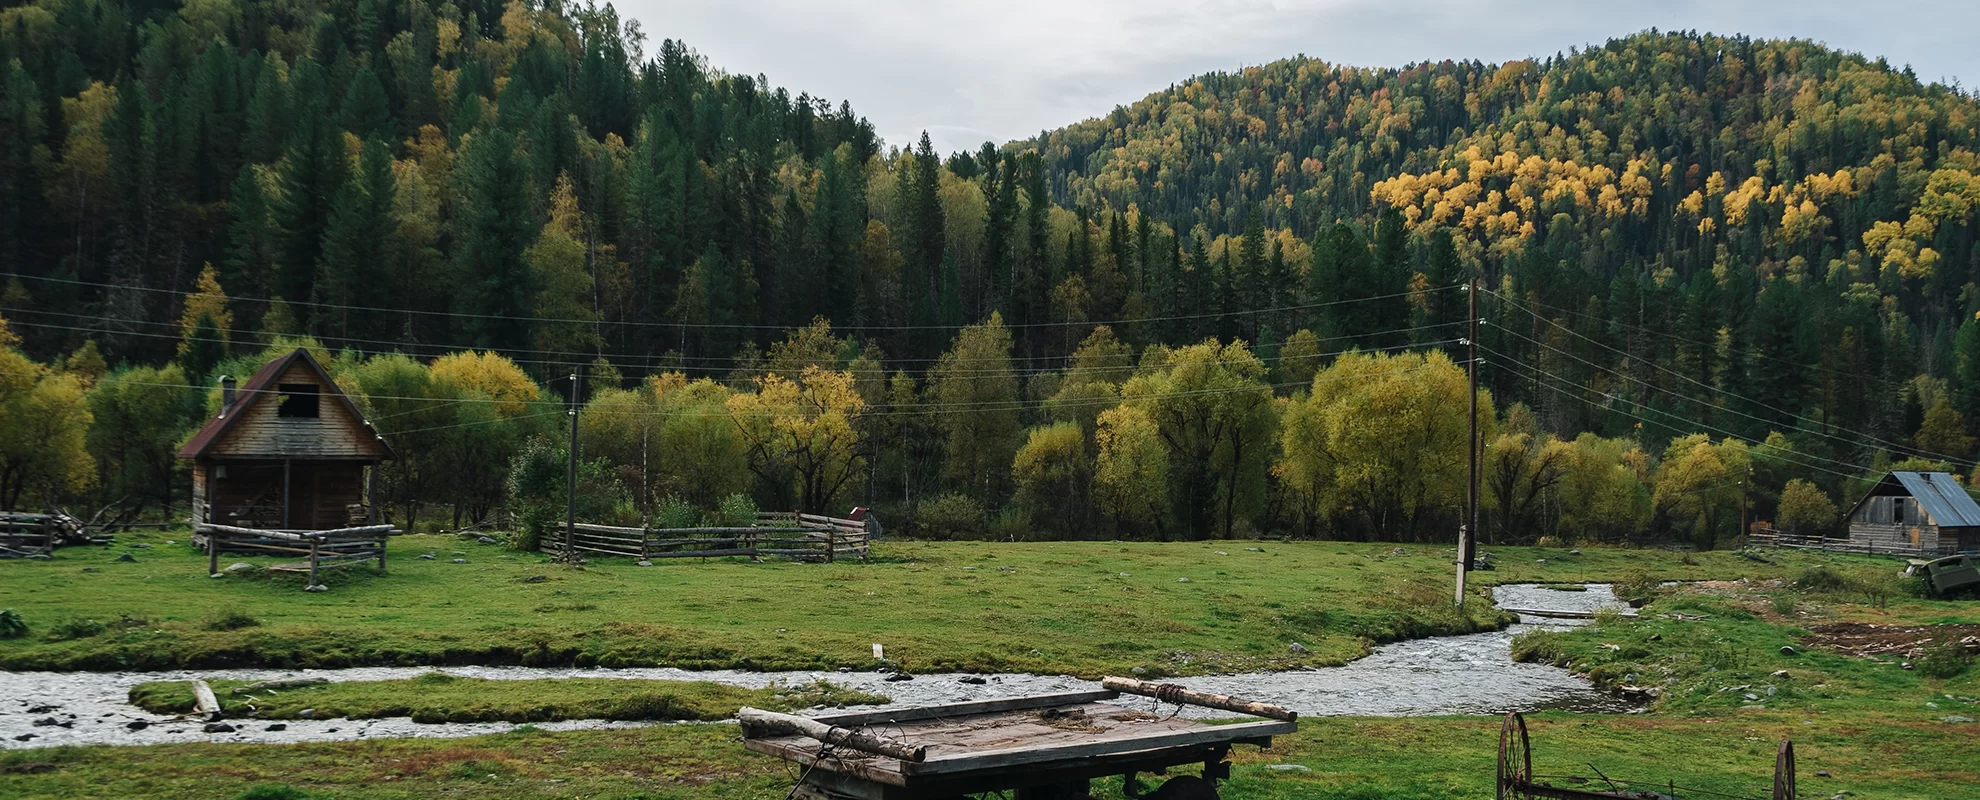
[
  {"x1": 319, "y1": 137, "x2": 399, "y2": 341},
  {"x1": 241, "y1": 51, "x2": 292, "y2": 164},
  {"x1": 340, "y1": 65, "x2": 390, "y2": 139},
  {"x1": 453, "y1": 127, "x2": 537, "y2": 352},
  {"x1": 271, "y1": 58, "x2": 347, "y2": 329}
]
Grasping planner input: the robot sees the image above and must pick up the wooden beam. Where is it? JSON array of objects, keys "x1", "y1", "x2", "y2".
[
  {"x1": 739, "y1": 707, "x2": 928, "y2": 762},
  {"x1": 808, "y1": 691, "x2": 1121, "y2": 728},
  {"x1": 1100, "y1": 677, "x2": 1297, "y2": 721},
  {"x1": 903, "y1": 719, "x2": 1295, "y2": 776}
]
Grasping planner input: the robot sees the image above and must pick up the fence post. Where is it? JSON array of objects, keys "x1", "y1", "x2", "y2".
[
  {"x1": 207, "y1": 528, "x2": 220, "y2": 576},
  {"x1": 640, "y1": 525, "x2": 650, "y2": 562},
  {"x1": 307, "y1": 538, "x2": 320, "y2": 589},
  {"x1": 377, "y1": 530, "x2": 388, "y2": 573}
]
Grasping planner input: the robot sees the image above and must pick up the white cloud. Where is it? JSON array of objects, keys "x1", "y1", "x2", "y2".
[{"x1": 618, "y1": 0, "x2": 1980, "y2": 156}]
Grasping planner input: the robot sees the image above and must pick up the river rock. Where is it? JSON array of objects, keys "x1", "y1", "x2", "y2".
[
  {"x1": 297, "y1": 708, "x2": 316, "y2": 719},
  {"x1": 203, "y1": 722, "x2": 236, "y2": 733},
  {"x1": 265, "y1": 724, "x2": 287, "y2": 731},
  {"x1": 125, "y1": 719, "x2": 149, "y2": 730},
  {"x1": 959, "y1": 676, "x2": 988, "y2": 685},
  {"x1": 13, "y1": 733, "x2": 34, "y2": 741},
  {"x1": 885, "y1": 673, "x2": 914, "y2": 682}
]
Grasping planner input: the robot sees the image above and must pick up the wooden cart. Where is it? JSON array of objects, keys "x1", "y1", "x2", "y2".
[{"x1": 740, "y1": 677, "x2": 1297, "y2": 800}]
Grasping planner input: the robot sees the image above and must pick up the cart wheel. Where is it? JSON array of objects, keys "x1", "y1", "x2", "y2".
[
  {"x1": 1774, "y1": 740, "x2": 1795, "y2": 800},
  {"x1": 1498, "y1": 712, "x2": 1532, "y2": 800},
  {"x1": 1141, "y1": 775, "x2": 1217, "y2": 800}
]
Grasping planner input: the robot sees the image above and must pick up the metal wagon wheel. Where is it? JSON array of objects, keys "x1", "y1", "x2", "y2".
[
  {"x1": 1774, "y1": 740, "x2": 1796, "y2": 800},
  {"x1": 1497, "y1": 712, "x2": 1532, "y2": 800}
]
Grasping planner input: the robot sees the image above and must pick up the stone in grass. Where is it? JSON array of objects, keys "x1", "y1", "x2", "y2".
[
  {"x1": 1176, "y1": 577, "x2": 1191, "y2": 583},
  {"x1": 115, "y1": 552, "x2": 136, "y2": 562},
  {"x1": 477, "y1": 536, "x2": 498, "y2": 545},
  {"x1": 202, "y1": 722, "x2": 235, "y2": 733},
  {"x1": 226, "y1": 563, "x2": 258, "y2": 572},
  {"x1": 637, "y1": 560, "x2": 653, "y2": 567},
  {"x1": 1780, "y1": 645, "x2": 1799, "y2": 656},
  {"x1": 1289, "y1": 642, "x2": 1310, "y2": 654},
  {"x1": 418, "y1": 553, "x2": 437, "y2": 560},
  {"x1": 1266, "y1": 764, "x2": 1311, "y2": 772},
  {"x1": 452, "y1": 558, "x2": 468, "y2": 564},
  {"x1": 297, "y1": 709, "x2": 316, "y2": 719},
  {"x1": 1946, "y1": 715, "x2": 1977, "y2": 723},
  {"x1": 1247, "y1": 547, "x2": 1264, "y2": 552}
]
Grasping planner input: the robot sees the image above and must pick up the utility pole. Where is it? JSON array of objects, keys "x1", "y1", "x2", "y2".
[
  {"x1": 565, "y1": 366, "x2": 581, "y2": 564},
  {"x1": 1458, "y1": 278, "x2": 1480, "y2": 606}
]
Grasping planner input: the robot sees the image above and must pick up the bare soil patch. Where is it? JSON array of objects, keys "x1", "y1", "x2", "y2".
[{"x1": 1802, "y1": 622, "x2": 1980, "y2": 659}]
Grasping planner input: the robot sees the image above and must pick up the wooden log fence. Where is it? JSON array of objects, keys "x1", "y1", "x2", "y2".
[
  {"x1": 555, "y1": 512, "x2": 874, "y2": 563},
  {"x1": 1748, "y1": 528, "x2": 1977, "y2": 559},
  {"x1": 196, "y1": 523, "x2": 397, "y2": 589},
  {"x1": 0, "y1": 513, "x2": 57, "y2": 557}
]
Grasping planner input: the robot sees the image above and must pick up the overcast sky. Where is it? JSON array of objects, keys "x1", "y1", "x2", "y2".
[{"x1": 616, "y1": 0, "x2": 1980, "y2": 156}]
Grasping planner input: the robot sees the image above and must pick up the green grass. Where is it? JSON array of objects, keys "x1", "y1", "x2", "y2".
[
  {"x1": 0, "y1": 532, "x2": 1833, "y2": 677},
  {"x1": 2, "y1": 712, "x2": 1974, "y2": 800},
  {"x1": 126, "y1": 674, "x2": 885, "y2": 723},
  {"x1": 1512, "y1": 585, "x2": 1980, "y2": 717}
]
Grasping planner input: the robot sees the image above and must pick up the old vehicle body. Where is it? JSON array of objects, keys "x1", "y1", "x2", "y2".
[{"x1": 1913, "y1": 555, "x2": 1980, "y2": 595}]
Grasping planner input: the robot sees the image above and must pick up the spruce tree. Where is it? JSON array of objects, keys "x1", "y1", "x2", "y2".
[
  {"x1": 271, "y1": 58, "x2": 346, "y2": 329},
  {"x1": 452, "y1": 127, "x2": 537, "y2": 352},
  {"x1": 340, "y1": 65, "x2": 390, "y2": 139},
  {"x1": 319, "y1": 137, "x2": 399, "y2": 341}
]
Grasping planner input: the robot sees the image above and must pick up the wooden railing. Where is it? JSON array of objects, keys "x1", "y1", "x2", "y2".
[
  {"x1": 195, "y1": 523, "x2": 397, "y2": 589},
  {"x1": 554, "y1": 511, "x2": 872, "y2": 563}
]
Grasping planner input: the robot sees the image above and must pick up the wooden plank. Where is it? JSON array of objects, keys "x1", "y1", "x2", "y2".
[
  {"x1": 572, "y1": 522, "x2": 645, "y2": 535},
  {"x1": 642, "y1": 548, "x2": 756, "y2": 559},
  {"x1": 742, "y1": 739, "x2": 909, "y2": 787},
  {"x1": 902, "y1": 719, "x2": 1295, "y2": 776},
  {"x1": 807, "y1": 691, "x2": 1121, "y2": 728},
  {"x1": 739, "y1": 708, "x2": 927, "y2": 762}
]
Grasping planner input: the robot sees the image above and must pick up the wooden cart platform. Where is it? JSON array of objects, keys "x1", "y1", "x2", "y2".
[{"x1": 742, "y1": 678, "x2": 1297, "y2": 800}]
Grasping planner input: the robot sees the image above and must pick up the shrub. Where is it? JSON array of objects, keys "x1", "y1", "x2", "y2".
[
  {"x1": 714, "y1": 493, "x2": 757, "y2": 528},
  {"x1": 202, "y1": 611, "x2": 261, "y2": 631},
  {"x1": 1770, "y1": 593, "x2": 1799, "y2": 616},
  {"x1": 44, "y1": 617, "x2": 108, "y2": 641},
  {"x1": 915, "y1": 494, "x2": 985, "y2": 539},
  {"x1": 506, "y1": 437, "x2": 628, "y2": 551},
  {"x1": 1793, "y1": 565, "x2": 1852, "y2": 593},
  {"x1": 1916, "y1": 636, "x2": 1972, "y2": 679},
  {"x1": 1611, "y1": 570, "x2": 1660, "y2": 602},
  {"x1": 0, "y1": 609, "x2": 25, "y2": 639},
  {"x1": 653, "y1": 496, "x2": 699, "y2": 529}
]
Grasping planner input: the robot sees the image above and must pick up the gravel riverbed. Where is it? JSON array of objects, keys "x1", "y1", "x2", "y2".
[{"x1": 0, "y1": 584, "x2": 1627, "y2": 748}]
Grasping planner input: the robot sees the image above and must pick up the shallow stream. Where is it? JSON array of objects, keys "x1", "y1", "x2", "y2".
[{"x1": 0, "y1": 583, "x2": 1628, "y2": 748}]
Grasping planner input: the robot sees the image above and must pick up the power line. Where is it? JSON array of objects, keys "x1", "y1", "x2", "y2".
[
  {"x1": 0, "y1": 271, "x2": 1461, "y2": 332},
  {"x1": 2, "y1": 304, "x2": 1465, "y2": 374},
  {"x1": 1486, "y1": 290, "x2": 1964, "y2": 464}
]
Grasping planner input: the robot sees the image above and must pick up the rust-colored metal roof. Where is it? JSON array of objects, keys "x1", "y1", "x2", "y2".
[{"x1": 175, "y1": 348, "x2": 395, "y2": 461}]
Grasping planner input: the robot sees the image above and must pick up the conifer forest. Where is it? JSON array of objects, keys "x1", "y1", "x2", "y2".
[{"x1": 6, "y1": 0, "x2": 1980, "y2": 548}]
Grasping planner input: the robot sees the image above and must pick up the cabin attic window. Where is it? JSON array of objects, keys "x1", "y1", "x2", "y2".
[
  {"x1": 1892, "y1": 498, "x2": 1905, "y2": 525},
  {"x1": 277, "y1": 383, "x2": 320, "y2": 418}
]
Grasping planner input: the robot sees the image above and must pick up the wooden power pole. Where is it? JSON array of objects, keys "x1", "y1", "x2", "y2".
[
  {"x1": 565, "y1": 366, "x2": 581, "y2": 564},
  {"x1": 1458, "y1": 278, "x2": 1480, "y2": 605}
]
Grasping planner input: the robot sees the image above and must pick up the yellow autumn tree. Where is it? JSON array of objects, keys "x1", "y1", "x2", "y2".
[
  {"x1": 430, "y1": 351, "x2": 541, "y2": 416},
  {"x1": 528, "y1": 173, "x2": 602, "y2": 357},
  {"x1": 0, "y1": 331, "x2": 95, "y2": 507},
  {"x1": 727, "y1": 366, "x2": 864, "y2": 513}
]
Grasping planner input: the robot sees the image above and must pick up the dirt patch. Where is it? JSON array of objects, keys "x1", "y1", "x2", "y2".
[{"x1": 1802, "y1": 623, "x2": 1980, "y2": 659}]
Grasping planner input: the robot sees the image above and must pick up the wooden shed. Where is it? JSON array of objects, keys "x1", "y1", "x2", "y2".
[
  {"x1": 1845, "y1": 471, "x2": 1980, "y2": 556},
  {"x1": 178, "y1": 348, "x2": 394, "y2": 531}
]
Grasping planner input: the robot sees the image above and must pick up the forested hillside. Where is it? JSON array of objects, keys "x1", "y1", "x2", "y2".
[{"x1": 1, "y1": 3, "x2": 1976, "y2": 546}]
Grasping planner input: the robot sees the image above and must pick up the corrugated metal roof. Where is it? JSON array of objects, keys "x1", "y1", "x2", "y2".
[{"x1": 1892, "y1": 472, "x2": 1980, "y2": 527}]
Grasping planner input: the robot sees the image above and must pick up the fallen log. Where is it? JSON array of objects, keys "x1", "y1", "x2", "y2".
[
  {"x1": 738, "y1": 707, "x2": 927, "y2": 762},
  {"x1": 1100, "y1": 676, "x2": 1297, "y2": 721},
  {"x1": 190, "y1": 680, "x2": 222, "y2": 719}
]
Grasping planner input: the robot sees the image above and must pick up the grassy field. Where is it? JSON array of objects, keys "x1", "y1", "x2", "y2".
[
  {"x1": 2, "y1": 711, "x2": 1974, "y2": 800},
  {"x1": 0, "y1": 531, "x2": 1842, "y2": 676},
  {"x1": 127, "y1": 674, "x2": 886, "y2": 723}
]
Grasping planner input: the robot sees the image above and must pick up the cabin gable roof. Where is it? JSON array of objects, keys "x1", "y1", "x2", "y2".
[{"x1": 176, "y1": 349, "x2": 395, "y2": 461}]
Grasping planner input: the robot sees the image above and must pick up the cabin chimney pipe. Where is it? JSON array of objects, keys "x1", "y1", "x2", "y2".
[{"x1": 220, "y1": 376, "x2": 237, "y2": 418}]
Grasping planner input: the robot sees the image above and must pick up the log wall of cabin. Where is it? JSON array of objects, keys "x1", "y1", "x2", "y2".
[
  {"x1": 205, "y1": 362, "x2": 387, "y2": 460},
  {"x1": 203, "y1": 461, "x2": 368, "y2": 530}
]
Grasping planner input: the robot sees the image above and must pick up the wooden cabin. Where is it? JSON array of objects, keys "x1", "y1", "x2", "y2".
[
  {"x1": 178, "y1": 349, "x2": 394, "y2": 530},
  {"x1": 1845, "y1": 471, "x2": 1980, "y2": 556}
]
